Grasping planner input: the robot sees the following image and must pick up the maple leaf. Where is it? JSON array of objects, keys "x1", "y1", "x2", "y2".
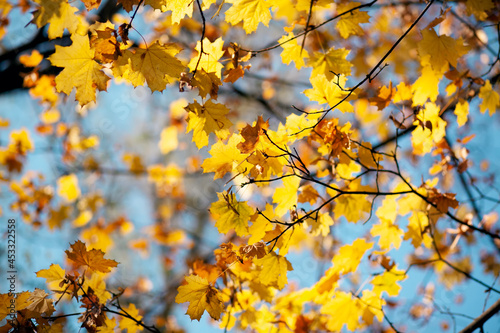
[
  {"x1": 118, "y1": 304, "x2": 143, "y2": 333},
  {"x1": 278, "y1": 32, "x2": 309, "y2": 70},
  {"x1": 237, "y1": 116, "x2": 269, "y2": 153},
  {"x1": 82, "y1": 0, "x2": 101, "y2": 10},
  {"x1": 0, "y1": 292, "x2": 31, "y2": 321},
  {"x1": 113, "y1": 41, "x2": 185, "y2": 92},
  {"x1": 418, "y1": 29, "x2": 469, "y2": 72},
  {"x1": 31, "y1": 0, "x2": 81, "y2": 39},
  {"x1": 479, "y1": 80, "x2": 499, "y2": 116},
  {"x1": 240, "y1": 241, "x2": 267, "y2": 259},
  {"x1": 26, "y1": 288, "x2": 55, "y2": 316},
  {"x1": 333, "y1": 193, "x2": 371, "y2": 223},
  {"x1": 248, "y1": 204, "x2": 274, "y2": 244},
  {"x1": 202, "y1": 134, "x2": 249, "y2": 179},
  {"x1": 331, "y1": 239, "x2": 373, "y2": 275},
  {"x1": 336, "y1": 2, "x2": 370, "y2": 39},
  {"x1": 309, "y1": 47, "x2": 352, "y2": 79},
  {"x1": 321, "y1": 291, "x2": 361, "y2": 331},
  {"x1": 371, "y1": 267, "x2": 407, "y2": 297},
  {"x1": 272, "y1": 176, "x2": 300, "y2": 217},
  {"x1": 90, "y1": 27, "x2": 120, "y2": 63},
  {"x1": 411, "y1": 102, "x2": 446, "y2": 155},
  {"x1": 65, "y1": 240, "x2": 119, "y2": 273},
  {"x1": 404, "y1": 211, "x2": 432, "y2": 248},
  {"x1": 225, "y1": 0, "x2": 272, "y2": 34},
  {"x1": 49, "y1": 34, "x2": 110, "y2": 105},
  {"x1": 369, "y1": 82, "x2": 395, "y2": 110},
  {"x1": 36, "y1": 264, "x2": 66, "y2": 291},
  {"x1": 411, "y1": 63, "x2": 441, "y2": 106},
  {"x1": 188, "y1": 37, "x2": 224, "y2": 78},
  {"x1": 210, "y1": 191, "x2": 253, "y2": 236},
  {"x1": 466, "y1": 0, "x2": 494, "y2": 20},
  {"x1": 191, "y1": 70, "x2": 221, "y2": 99},
  {"x1": 186, "y1": 100, "x2": 233, "y2": 149},
  {"x1": 304, "y1": 74, "x2": 354, "y2": 112},
  {"x1": 370, "y1": 220, "x2": 404, "y2": 250},
  {"x1": 97, "y1": 316, "x2": 117, "y2": 333},
  {"x1": 175, "y1": 274, "x2": 224, "y2": 321},
  {"x1": 255, "y1": 252, "x2": 293, "y2": 290}
]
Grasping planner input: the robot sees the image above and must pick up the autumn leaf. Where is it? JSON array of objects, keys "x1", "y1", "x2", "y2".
[
  {"x1": 202, "y1": 134, "x2": 249, "y2": 179},
  {"x1": 210, "y1": 191, "x2": 253, "y2": 236},
  {"x1": 225, "y1": 0, "x2": 272, "y2": 34},
  {"x1": 118, "y1": 303, "x2": 143, "y2": 333},
  {"x1": 188, "y1": 37, "x2": 224, "y2": 78},
  {"x1": 31, "y1": 0, "x2": 81, "y2": 39},
  {"x1": 49, "y1": 34, "x2": 110, "y2": 105},
  {"x1": 65, "y1": 240, "x2": 119, "y2": 273},
  {"x1": 479, "y1": 80, "x2": 499, "y2": 116},
  {"x1": 113, "y1": 41, "x2": 185, "y2": 92},
  {"x1": 175, "y1": 274, "x2": 224, "y2": 321},
  {"x1": 186, "y1": 100, "x2": 233, "y2": 149},
  {"x1": 255, "y1": 252, "x2": 293, "y2": 290},
  {"x1": 304, "y1": 74, "x2": 354, "y2": 112},
  {"x1": 336, "y1": 2, "x2": 370, "y2": 38},
  {"x1": 418, "y1": 29, "x2": 469, "y2": 72},
  {"x1": 278, "y1": 32, "x2": 309, "y2": 70},
  {"x1": 309, "y1": 47, "x2": 352, "y2": 79},
  {"x1": 272, "y1": 176, "x2": 300, "y2": 217},
  {"x1": 371, "y1": 267, "x2": 407, "y2": 297},
  {"x1": 26, "y1": 288, "x2": 55, "y2": 316},
  {"x1": 237, "y1": 116, "x2": 269, "y2": 153}
]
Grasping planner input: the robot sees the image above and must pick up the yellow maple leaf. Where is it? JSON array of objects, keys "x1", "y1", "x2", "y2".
[
  {"x1": 303, "y1": 74, "x2": 354, "y2": 113},
  {"x1": 321, "y1": 291, "x2": 361, "y2": 331},
  {"x1": 306, "y1": 212, "x2": 334, "y2": 237},
  {"x1": 360, "y1": 290, "x2": 385, "y2": 325},
  {"x1": 65, "y1": 240, "x2": 119, "y2": 273},
  {"x1": 113, "y1": 41, "x2": 185, "y2": 92},
  {"x1": 210, "y1": 192, "x2": 253, "y2": 236},
  {"x1": 372, "y1": 267, "x2": 406, "y2": 297},
  {"x1": 333, "y1": 193, "x2": 371, "y2": 223},
  {"x1": 202, "y1": 134, "x2": 249, "y2": 179},
  {"x1": 454, "y1": 99, "x2": 469, "y2": 127},
  {"x1": 49, "y1": 34, "x2": 110, "y2": 105},
  {"x1": 331, "y1": 238, "x2": 373, "y2": 275},
  {"x1": 255, "y1": 252, "x2": 293, "y2": 290},
  {"x1": 336, "y1": 2, "x2": 370, "y2": 39},
  {"x1": 272, "y1": 176, "x2": 300, "y2": 217},
  {"x1": 225, "y1": 0, "x2": 272, "y2": 34},
  {"x1": 164, "y1": 0, "x2": 194, "y2": 24},
  {"x1": 175, "y1": 274, "x2": 224, "y2": 321},
  {"x1": 118, "y1": 303, "x2": 143, "y2": 333},
  {"x1": 278, "y1": 32, "x2": 309, "y2": 70},
  {"x1": 36, "y1": 263, "x2": 66, "y2": 292},
  {"x1": 479, "y1": 80, "x2": 499, "y2": 116},
  {"x1": 370, "y1": 220, "x2": 404, "y2": 250},
  {"x1": 248, "y1": 204, "x2": 274, "y2": 244},
  {"x1": 186, "y1": 100, "x2": 233, "y2": 149},
  {"x1": 31, "y1": 0, "x2": 82, "y2": 39},
  {"x1": 97, "y1": 316, "x2": 117, "y2": 333},
  {"x1": 0, "y1": 291, "x2": 31, "y2": 321},
  {"x1": 309, "y1": 47, "x2": 352, "y2": 79},
  {"x1": 81, "y1": 273, "x2": 112, "y2": 303},
  {"x1": 418, "y1": 29, "x2": 469, "y2": 72},
  {"x1": 466, "y1": 0, "x2": 494, "y2": 20},
  {"x1": 188, "y1": 37, "x2": 224, "y2": 78},
  {"x1": 57, "y1": 174, "x2": 81, "y2": 203},
  {"x1": 411, "y1": 63, "x2": 441, "y2": 106},
  {"x1": 404, "y1": 211, "x2": 432, "y2": 248},
  {"x1": 411, "y1": 102, "x2": 446, "y2": 155}
]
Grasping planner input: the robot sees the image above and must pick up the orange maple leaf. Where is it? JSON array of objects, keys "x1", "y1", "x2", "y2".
[{"x1": 65, "y1": 240, "x2": 119, "y2": 273}]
